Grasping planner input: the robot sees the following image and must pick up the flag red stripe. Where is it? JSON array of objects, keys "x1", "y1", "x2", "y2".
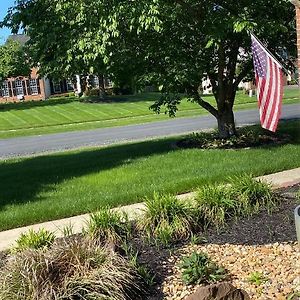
[
  {"x1": 269, "y1": 70, "x2": 284, "y2": 132},
  {"x1": 260, "y1": 58, "x2": 274, "y2": 126},
  {"x1": 265, "y1": 60, "x2": 280, "y2": 130}
]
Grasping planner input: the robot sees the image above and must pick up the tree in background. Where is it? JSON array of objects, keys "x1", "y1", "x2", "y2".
[
  {"x1": 0, "y1": 39, "x2": 31, "y2": 82},
  {"x1": 2, "y1": 0, "x2": 296, "y2": 137}
]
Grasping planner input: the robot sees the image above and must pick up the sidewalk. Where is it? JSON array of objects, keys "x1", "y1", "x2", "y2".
[{"x1": 0, "y1": 168, "x2": 299, "y2": 252}]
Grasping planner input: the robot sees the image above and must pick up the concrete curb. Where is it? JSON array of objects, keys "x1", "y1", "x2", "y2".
[{"x1": 0, "y1": 168, "x2": 299, "y2": 252}]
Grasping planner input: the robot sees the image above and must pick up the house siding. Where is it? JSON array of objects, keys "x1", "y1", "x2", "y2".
[{"x1": 0, "y1": 68, "x2": 46, "y2": 103}]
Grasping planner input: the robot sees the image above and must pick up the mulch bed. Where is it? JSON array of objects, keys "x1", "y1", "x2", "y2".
[
  {"x1": 176, "y1": 131, "x2": 291, "y2": 150},
  {"x1": 136, "y1": 184, "x2": 300, "y2": 300}
]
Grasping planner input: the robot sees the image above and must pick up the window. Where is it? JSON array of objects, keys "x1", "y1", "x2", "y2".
[
  {"x1": 104, "y1": 78, "x2": 113, "y2": 88},
  {"x1": 53, "y1": 81, "x2": 61, "y2": 93},
  {"x1": 15, "y1": 80, "x2": 24, "y2": 96},
  {"x1": 29, "y1": 79, "x2": 39, "y2": 95},
  {"x1": 91, "y1": 76, "x2": 100, "y2": 88},
  {"x1": 1, "y1": 81, "x2": 10, "y2": 97},
  {"x1": 66, "y1": 80, "x2": 74, "y2": 91}
]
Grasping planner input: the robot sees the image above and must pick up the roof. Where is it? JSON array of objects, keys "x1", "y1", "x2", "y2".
[{"x1": 6, "y1": 34, "x2": 30, "y2": 46}]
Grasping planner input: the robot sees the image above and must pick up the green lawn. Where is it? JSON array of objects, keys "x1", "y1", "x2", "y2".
[
  {"x1": 0, "y1": 120, "x2": 299, "y2": 231},
  {"x1": 0, "y1": 88, "x2": 298, "y2": 139}
]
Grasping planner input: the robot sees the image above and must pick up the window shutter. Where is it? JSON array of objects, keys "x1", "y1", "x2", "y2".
[
  {"x1": 9, "y1": 82, "x2": 13, "y2": 97},
  {"x1": 60, "y1": 81, "x2": 65, "y2": 93},
  {"x1": 63, "y1": 80, "x2": 68, "y2": 92},
  {"x1": 26, "y1": 80, "x2": 31, "y2": 95},
  {"x1": 12, "y1": 81, "x2": 17, "y2": 96},
  {"x1": 22, "y1": 80, "x2": 27, "y2": 96},
  {"x1": 37, "y1": 79, "x2": 41, "y2": 95},
  {"x1": 50, "y1": 80, "x2": 54, "y2": 94}
]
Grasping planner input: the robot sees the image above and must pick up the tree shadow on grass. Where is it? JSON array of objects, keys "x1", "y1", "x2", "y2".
[
  {"x1": 0, "y1": 138, "x2": 176, "y2": 211},
  {"x1": 0, "y1": 119, "x2": 299, "y2": 231}
]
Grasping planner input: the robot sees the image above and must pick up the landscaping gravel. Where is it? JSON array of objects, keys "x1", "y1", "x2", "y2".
[{"x1": 145, "y1": 185, "x2": 300, "y2": 300}]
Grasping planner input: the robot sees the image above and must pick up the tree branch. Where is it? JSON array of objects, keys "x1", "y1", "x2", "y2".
[
  {"x1": 193, "y1": 92, "x2": 219, "y2": 118},
  {"x1": 207, "y1": 72, "x2": 218, "y2": 98},
  {"x1": 234, "y1": 60, "x2": 253, "y2": 89},
  {"x1": 217, "y1": 43, "x2": 226, "y2": 96}
]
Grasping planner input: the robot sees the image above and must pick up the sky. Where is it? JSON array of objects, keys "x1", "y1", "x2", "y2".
[{"x1": 0, "y1": 0, "x2": 15, "y2": 44}]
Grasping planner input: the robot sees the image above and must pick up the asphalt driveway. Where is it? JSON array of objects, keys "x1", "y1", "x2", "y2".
[{"x1": 0, "y1": 104, "x2": 299, "y2": 159}]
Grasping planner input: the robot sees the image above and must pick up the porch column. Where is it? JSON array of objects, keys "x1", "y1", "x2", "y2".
[{"x1": 76, "y1": 75, "x2": 82, "y2": 95}]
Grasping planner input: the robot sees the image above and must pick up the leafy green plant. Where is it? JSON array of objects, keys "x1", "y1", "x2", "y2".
[
  {"x1": 247, "y1": 271, "x2": 268, "y2": 286},
  {"x1": 138, "y1": 193, "x2": 196, "y2": 246},
  {"x1": 180, "y1": 252, "x2": 226, "y2": 285},
  {"x1": 230, "y1": 175, "x2": 277, "y2": 215},
  {"x1": 0, "y1": 237, "x2": 145, "y2": 300},
  {"x1": 61, "y1": 222, "x2": 74, "y2": 237},
  {"x1": 190, "y1": 233, "x2": 208, "y2": 245},
  {"x1": 122, "y1": 241, "x2": 156, "y2": 288},
  {"x1": 12, "y1": 228, "x2": 55, "y2": 252},
  {"x1": 195, "y1": 184, "x2": 236, "y2": 230},
  {"x1": 136, "y1": 264, "x2": 156, "y2": 287},
  {"x1": 86, "y1": 207, "x2": 131, "y2": 246}
]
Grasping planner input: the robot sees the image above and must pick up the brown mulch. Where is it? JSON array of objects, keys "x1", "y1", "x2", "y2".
[{"x1": 176, "y1": 132, "x2": 291, "y2": 150}]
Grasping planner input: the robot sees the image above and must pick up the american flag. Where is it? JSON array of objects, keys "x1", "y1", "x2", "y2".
[{"x1": 251, "y1": 34, "x2": 284, "y2": 132}]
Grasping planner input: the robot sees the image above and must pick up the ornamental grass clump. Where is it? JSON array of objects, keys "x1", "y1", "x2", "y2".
[
  {"x1": 180, "y1": 252, "x2": 226, "y2": 285},
  {"x1": 86, "y1": 207, "x2": 132, "y2": 246},
  {"x1": 138, "y1": 193, "x2": 196, "y2": 246},
  {"x1": 0, "y1": 237, "x2": 145, "y2": 300},
  {"x1": 12, "y1": 228, "x2": 55, "y2": 253},
  {"x1": 230, "y1": 175, "x2": 277, "y2": 215},
  {"x1": 195, "y1": 184, "x2": 236, "y2": 230}
]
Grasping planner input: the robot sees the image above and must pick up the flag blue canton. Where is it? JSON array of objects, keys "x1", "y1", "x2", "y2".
[{"x1": 251, "y1": 38, "x2": 267, "y2": 78}]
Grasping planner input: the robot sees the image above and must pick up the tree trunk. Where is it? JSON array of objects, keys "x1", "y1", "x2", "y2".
[{"x1": 217, "y1": 107, "x2": 237, "y2": 138}]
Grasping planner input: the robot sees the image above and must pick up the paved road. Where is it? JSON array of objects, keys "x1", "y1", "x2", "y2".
[{"x1": 0, "y1": 104, "x2": 299, "y2": 159}]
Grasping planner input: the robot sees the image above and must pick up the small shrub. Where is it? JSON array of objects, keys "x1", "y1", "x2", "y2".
[
  {"x1": 247, "y1": 271, "x2": 268, "y2": 286},
  {"x1": 85, "y1": 88, "x2": 100, "y2": 97},
  {"x1": 13, "y1": 228, "x2": 55, "y2": 252},
  {"x1": 180, "y1": 252, "x2": 226, "y2": 285},
  {"x1": 138, "y1": 194, "x2": 196, "y2": 246},
  {"x1": 86, "y1": 208, "x2": 131, "y2": 246},
  {"x1": 230, "y1": 175, "x2": 277, "y2": 215},
  {"x1": 0, "y1": 237, "x2": 145, "y2": 300},
  {"x1": 195, "y1": 184, "x2": 236, "y2": 230}
]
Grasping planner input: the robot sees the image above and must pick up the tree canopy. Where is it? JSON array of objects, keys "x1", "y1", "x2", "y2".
[
  {"x1": 2, "y1": 0, "x2": 296, "y2": 136},
  {"x1": 0, "y1": 38, "x2": 31, "y2": 81}
]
